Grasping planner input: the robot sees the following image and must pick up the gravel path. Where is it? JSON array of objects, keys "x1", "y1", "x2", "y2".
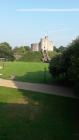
[{"x1": 0, "y1": 79, "x2": 77, "y2": 98}]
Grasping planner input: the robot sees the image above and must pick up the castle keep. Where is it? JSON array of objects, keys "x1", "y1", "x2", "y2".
[{"x1": 31, "y1": 36, "x2": 53, "y2": 52}]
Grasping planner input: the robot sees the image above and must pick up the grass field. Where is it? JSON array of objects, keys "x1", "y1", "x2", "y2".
[
  {"x1": 0, "y1": 87, "x2": 79, "y2": 140},
  {"x1": 0, "y1": 62, "x2": 52, "y2": 83}
]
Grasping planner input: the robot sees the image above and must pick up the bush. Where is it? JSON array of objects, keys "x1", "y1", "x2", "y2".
[
  {"x1": 49, "y1": 37, "x2": 79, "y2": 94},
  {"x1": 0, "y1": 42, "x2": 15, "y2": 61},
  {"x1": 73, "y1": 80, "x2": 79, "y2": 96},
  {"x1": 19, "y1": 51, "x2": 42, "y2": 62},
  {"x1": 49, "y1": 54, "x2": 63, "y2": 77}
]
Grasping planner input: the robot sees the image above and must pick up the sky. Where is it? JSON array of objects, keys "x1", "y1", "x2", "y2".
[{"x1": 0, "y1": 0, "x2": 79, "y2": 48}]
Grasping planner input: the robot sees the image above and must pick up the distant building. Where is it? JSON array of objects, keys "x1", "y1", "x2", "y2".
[
  {"x1": 31, "y1": 43, "x2": 39, "y2": 51},
  {"x1": 39, "y1": 36, "x2": 53, "y2": 51},
  {"x1": 31, "y1": 36, "x2": 53, "y2": 52}
]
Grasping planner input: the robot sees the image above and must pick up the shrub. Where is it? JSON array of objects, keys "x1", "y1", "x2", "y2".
[
  {"x1": 19, "y1": 51, "x2": 42, "y2": 62},
  {"x1": 49, "y1": 37, "x2": 79, "y2": 94}
]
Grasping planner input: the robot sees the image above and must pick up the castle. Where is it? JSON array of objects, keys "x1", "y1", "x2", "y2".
[{"x1": 31, "y1": 36, "x2": 53, "y2": 52}]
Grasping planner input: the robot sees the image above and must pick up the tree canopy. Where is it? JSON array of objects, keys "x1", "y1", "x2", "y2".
[
  {"x1": 49, "y1": 37, "x2": 79, "y2": 94},
  {"x1": 0, "y1": 42, "x2": 14, "y2": 61}
]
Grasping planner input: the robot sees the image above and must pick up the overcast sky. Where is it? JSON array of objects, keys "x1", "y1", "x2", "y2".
[{"x1": 0, "y1": 0, "x2": 79, "y2": 47}]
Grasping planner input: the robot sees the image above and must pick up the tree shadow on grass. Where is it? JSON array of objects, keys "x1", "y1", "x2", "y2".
[
  {"x1": 8, "y1": 70, "x2": 74, "y2": 98},
  {"x1": 11, "y1": 70, "x2": 73, "y2": 87},
  {"x1": 0, "y1": 88, "x2": 79, "y2": 140},
  {"x1": 0, "y1": 88, "x2": 45, "y2": 140},
  {"x1": 0, "y1": 102, "x2": 42, "y2": 140},
  {"x1": 13, "y1": 70, "x2": 53, "y2": 84}
]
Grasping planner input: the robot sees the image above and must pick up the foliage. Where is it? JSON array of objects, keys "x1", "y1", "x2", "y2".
[
  {"x1": 58, "y1": 46, "x2": 66, "y2": 52},
  {"x1": 0, "y1": 42, "x2": 15, "y2": 61},
  {"x1": 49, "y1": 37, "x2": 79, "y2": 94},
  {"x1": 19, "y1": 51, "x2": 42, "y2": 62},
  {"x1": 53, "y1": 46, "x2": 59, "y2": 52},
  {"x1": 53, "y1": 45, "x2": 66, "y2": 53},
  {"x1": 48, "y1": 51, "x2": 59, "y2": 59},
  {"x1": 13, "y1": 46, "x2": 30, "y2": 55},
  {"x1": 49, "y1": 54, "x2": 63, "y2": 77}
]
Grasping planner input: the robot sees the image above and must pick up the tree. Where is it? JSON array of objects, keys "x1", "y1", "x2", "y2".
[
  {"x1": 0, "y1": 42, "x2": 14, "y2": 61},
  {"x1": 19, "y1": 51, "x2": 42, "y2": 62},
  {"x1": 24, "y1": 46, "x2": 30, "y2": 51},
  {"x1": 49, "y1": 54, "x2": 62, "y2": 77},
  {"x1": 58, "y1": 46, "x2": 66, "y2": 52},
  {"x1": 53, "y1": 46, "x2": 66, "y2": 53},
  {"x1": 13, "y1": 46, "x2": 30, "y2": 55},
  {"x1": 53, "y1": 46, "x2": 59, "y2": 52},
  {"x1": 49, "y1": 36, "x2": 79, "y2": 94}
]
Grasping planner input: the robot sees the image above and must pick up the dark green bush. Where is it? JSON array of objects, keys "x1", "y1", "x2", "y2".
[{"x1": 49, "y1": 37, "x2": 79, "y2": 95}]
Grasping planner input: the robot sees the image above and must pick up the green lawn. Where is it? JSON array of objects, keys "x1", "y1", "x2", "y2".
[
  {"x1": 0, "y1": 62, "x2": 52, "y2": 83},
  {"x1": 0, "y1": 87, "x2": 79, "y2": 140}
]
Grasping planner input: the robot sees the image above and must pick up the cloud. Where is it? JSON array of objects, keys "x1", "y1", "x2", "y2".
[{"x1": 16, "y1": 8, "x2": 79, "y2": 12}]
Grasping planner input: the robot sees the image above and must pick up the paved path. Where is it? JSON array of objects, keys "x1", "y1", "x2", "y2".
[{"x1": 0, "y1": 79, "x2": 77, "y2": 99}]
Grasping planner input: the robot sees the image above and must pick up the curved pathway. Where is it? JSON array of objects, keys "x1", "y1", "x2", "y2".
[{"x1": 0, "y1": 79, "x2": 77, "y2": 99}]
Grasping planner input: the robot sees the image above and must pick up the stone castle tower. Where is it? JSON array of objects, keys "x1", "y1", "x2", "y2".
[{"x1": 31, "y1": 36, "x2": 53, "y2": 52}]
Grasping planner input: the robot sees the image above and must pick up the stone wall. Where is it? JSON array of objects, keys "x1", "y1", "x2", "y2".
[{"x1": 31, "y1": 43, "x2": 39, "y2": 51}]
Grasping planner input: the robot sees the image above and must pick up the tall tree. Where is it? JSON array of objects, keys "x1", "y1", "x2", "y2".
[{"x1": 0, "y1": 42, "x2": 14, "y2": 61}]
